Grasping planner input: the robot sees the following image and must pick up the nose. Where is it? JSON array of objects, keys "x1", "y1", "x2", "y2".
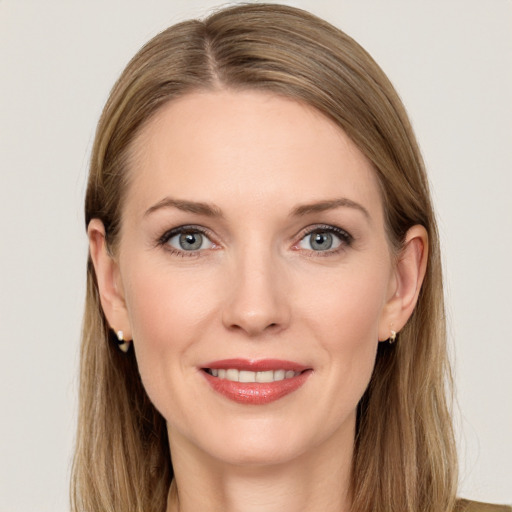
[{"x1": 222, "y1": 248, "x2": 291, "y2": 337}]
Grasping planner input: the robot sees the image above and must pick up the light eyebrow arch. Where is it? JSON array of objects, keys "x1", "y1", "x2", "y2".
[
  {"x1": 144, "y1": 197, "x2": 223, "y2": 218},
  {"x1": 291, "y1": 198, "x2": 370, "y2": 219}
]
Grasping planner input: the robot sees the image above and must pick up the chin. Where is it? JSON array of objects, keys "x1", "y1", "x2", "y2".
[
  {"x1": 185, "y1": 413, "x2": 340, "y2": 469},
  {"x1": 209, "y1": 436, "x2": 309, "y2": 468}
]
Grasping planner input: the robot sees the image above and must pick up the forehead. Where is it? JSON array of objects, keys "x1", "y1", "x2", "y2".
[{"x1": 125, "y1": 89, "x2": 383, "y2": 221}]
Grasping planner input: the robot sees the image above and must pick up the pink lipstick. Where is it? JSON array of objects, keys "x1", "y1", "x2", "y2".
[{"x1": 201, "y1": 358, "x2": 312, "y2": 405}]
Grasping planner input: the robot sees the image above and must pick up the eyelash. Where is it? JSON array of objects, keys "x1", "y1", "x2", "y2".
[
  {"x1": 295, "y1": 224, "x2": 353, "y2": 257},
  {"x1": 156, "y1": 225, "x2": 216, "y2": 258},
  {"x1": 156, "y1": 224, "x2": 353, "y2": 258}
]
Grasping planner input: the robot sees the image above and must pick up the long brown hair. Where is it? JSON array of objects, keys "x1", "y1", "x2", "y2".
[{"x1": 72, "y1": 4, "x2": 457, "y2": 511}]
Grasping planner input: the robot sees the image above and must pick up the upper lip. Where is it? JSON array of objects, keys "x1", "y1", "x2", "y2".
[{"x1": 202, "y1": 358, "x2": 310, "y2": 372}]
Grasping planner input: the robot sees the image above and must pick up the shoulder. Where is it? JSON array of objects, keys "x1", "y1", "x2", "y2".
[{"x1": 455, "y1": 499, "x2": 512, "y2": 512}]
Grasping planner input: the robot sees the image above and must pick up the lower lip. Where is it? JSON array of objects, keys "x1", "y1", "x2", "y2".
[{"x1": 202, "y1": 370, "x2": 311, "y2": 405}]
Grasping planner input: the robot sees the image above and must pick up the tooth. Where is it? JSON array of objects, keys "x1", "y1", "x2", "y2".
[
  {"x1": 256, "y1": 370, "x2": 274, "y2": 383},
  {"x1": 239, "y1": 370, "x2": 256, "y2": 382},
  {"x1": 212, "y1": 368, "x2": 299, "y2": 382},
  {"x1": 226, "y1": 369, "x2": 239, "y2": 382},
  {"x1": 274, "y1": 369, "x2": 285, "y2": 381}
]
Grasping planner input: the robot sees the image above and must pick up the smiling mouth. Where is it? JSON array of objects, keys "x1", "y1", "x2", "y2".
[
  {"x1": 201, "y1": 360, "x2": 312, "y2": 404},
  {"x1": 203, "y1": 368, "x2": 303, "y2": 383},
  {"x1": 200, "y1": 358, "x2": 313, "y2": 405}
]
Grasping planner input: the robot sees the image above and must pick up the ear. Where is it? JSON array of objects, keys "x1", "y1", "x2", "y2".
[
  {"x1": 88, "y1": 219, "x2": 132, "y2": 340},
  {"x1": 378, "y1": 225, "x2": 428, "y2": 341}
]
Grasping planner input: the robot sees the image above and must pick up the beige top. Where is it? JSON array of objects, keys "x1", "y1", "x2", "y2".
[{"x1": 456, "y1": 499, "x2": 512, "y2": 512}]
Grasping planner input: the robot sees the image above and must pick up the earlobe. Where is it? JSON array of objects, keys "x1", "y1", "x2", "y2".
[
  {"x1": 379, "y1": 225, "x2": 428, "y2": 341},
  {"x1": 88, "y1": 219, "x2": 132, "y2": 340}
]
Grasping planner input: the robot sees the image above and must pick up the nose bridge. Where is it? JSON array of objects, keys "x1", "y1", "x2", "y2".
[{"x1": 222, "y1": 236, "x2": 290, "y2": 336}]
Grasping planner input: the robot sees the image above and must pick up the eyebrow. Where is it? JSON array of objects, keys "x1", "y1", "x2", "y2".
[
  {"x1": 144, "y1": 197, "x2": 223, "y2": 218},
  {"x1": 290, "y1": 198, "x2": 370, "y2": 219},
  {"x1": 144, "y1": 196, "x2": 370, "y2": 220}
]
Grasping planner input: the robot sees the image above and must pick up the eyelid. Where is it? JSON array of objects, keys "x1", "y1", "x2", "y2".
[
  {"x1": 155, "y1": 223, "x2": 353, "y2": 257},
  {"x1": 293, "y1": 224, "x2": 353, "y2": 253},
  {"x1": 156, "y1": 224, "x2": 219, "y2": 255}
]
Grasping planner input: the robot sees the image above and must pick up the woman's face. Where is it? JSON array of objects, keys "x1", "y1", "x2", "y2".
[{"x1": 106, "y1": 90, "x2": 401, "y2": 466}]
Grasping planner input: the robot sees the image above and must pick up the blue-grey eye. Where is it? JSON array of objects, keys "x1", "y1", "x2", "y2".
[
  {"x1": 299, "y1": 230, "x2": 342, "y2": 251},
  {"x1": 167, "y1": 231, "x2": 213, "y2": 251}
]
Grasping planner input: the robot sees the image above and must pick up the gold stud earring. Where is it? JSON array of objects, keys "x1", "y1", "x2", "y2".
[
  {"x1": 116, "y1": 330, "x2": 131, "y2": 353},
  {"x1": 389, "y1": 330, "x2": 397, "y2": 344}
]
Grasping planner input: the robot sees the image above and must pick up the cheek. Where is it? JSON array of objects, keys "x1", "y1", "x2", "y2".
[
  {"x1": 124, "y1": 259, "x2": 215, "y2": 344},
  {"x1": 120, "y1": 260, "x2": 217, "y2": 404},
  {"x1": 298, "y1": 261, "x2": 389, "y2": 401},
  {"x1": 301, "y1": 262, "x2": 390, "y2": 347}
]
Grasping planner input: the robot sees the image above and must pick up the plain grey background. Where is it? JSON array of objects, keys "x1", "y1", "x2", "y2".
[{"x1": 1, "y1": 1, "x2": 511, "y2": 510}]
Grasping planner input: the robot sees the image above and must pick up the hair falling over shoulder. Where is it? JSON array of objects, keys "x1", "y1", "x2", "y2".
[{"x1": 72, "y1": 4, "x2": 458, "y2": 511}]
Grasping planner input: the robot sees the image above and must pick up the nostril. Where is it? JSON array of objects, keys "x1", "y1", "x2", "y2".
[
  {"x1": 226, "y1": 320, "x2": 282, "y2": 337},
  {"x1": 222, "y1": 289, "x2": 291, "y2": 336}
]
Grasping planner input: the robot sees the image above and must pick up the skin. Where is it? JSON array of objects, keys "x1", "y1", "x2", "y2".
[{"x1": 89, "y1": 90, "x2": 428, "y2": 512}]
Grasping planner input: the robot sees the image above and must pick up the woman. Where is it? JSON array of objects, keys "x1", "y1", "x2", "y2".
[{"x1": 72, "y1": 4, "x2": 510, "y2": 512}]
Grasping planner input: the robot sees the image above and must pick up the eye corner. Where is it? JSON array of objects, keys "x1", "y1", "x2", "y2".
[
  {"x1": 295, "y1": 224, "x2": 354, "y2": 255},
  {"x1": 156, "y1": 224, "x2": 218, "y2": 257}
]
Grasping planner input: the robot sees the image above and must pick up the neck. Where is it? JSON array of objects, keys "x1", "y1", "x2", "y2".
[{"x1": 166, "y1": 422, "x2": 354, "y2": 512}]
